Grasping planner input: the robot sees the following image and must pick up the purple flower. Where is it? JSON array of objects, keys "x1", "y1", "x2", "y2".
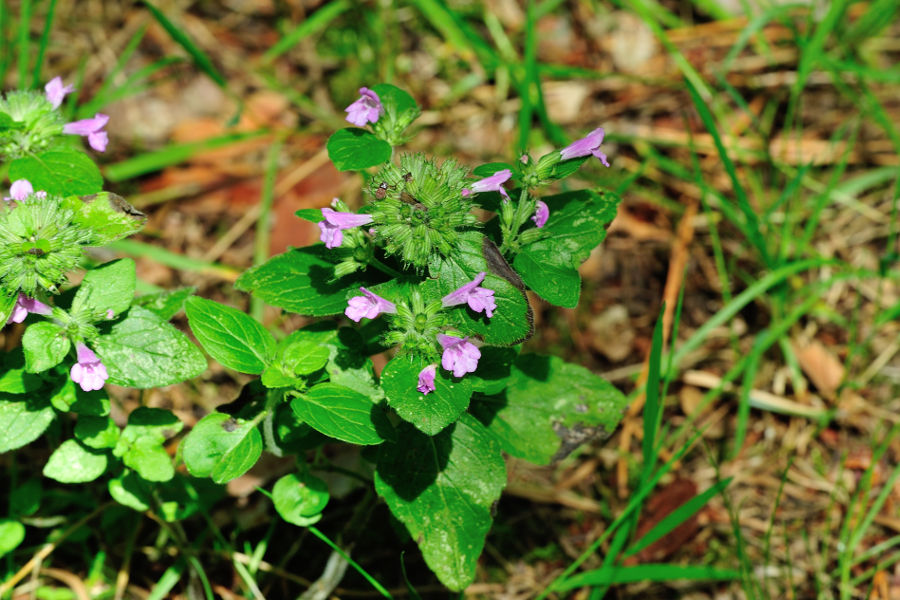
[
  {"x1": 63, "y1": 113, "x2": 109, "y2": 152},
  {"x1": 6, "y1": 295, "x2": 52, "y2": 324},
  {"x1": 45, "y1": 76, "x2": 74, "y2": 109},
  {"x1": 4, "y1": 179, "x2": 45, "y2": 203},
  {"x1": 317, "y1": 207, "x2": 374, "y2": 249},
  {"x1": 345, "y1": 87, "x2": 383, "y2": 127},
  {"x1": 345, "y1": 287, "x2": 397, "y2": 322},
  {"x1": 560, "y1": 127, "x2": 609, "y2": 166},
  {"x1": 532, "y1": 200, "x2": 549, "y2": 228},
  {"x1": 438, "y1": 334, "x2": 481, "y2": 378},
  {"x1": 441, "y1": 272, "x2": 496, "y2": 318},
  {"x1": 417, "y1": 364, "x2": 437, "y2": 394},
  {"x1": 70, "y1": 343, "x2": 108, "y2": 392},
  {"x1": 462, "y1": 169, "x2": 512, "y2": 200}
]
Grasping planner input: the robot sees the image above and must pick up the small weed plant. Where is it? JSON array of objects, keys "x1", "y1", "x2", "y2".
[{"x1": 0, "y1": 81, "x2": 627, "y2": 591}]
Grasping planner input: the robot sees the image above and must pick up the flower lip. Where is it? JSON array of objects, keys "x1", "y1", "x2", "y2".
[
  {"x1": 532, "y1": 200, "x2": 549, "y2": 228},
  {"x1": 417, "y1": 364, "x2": 437, "y2": 394},
  {"x1": 441, "y1": 272, "x2": 496, "y2": 318},
  {"x1": 317, "y1": 207, "x2": 375, "y2": 249},
  {"x1": 63, "y1": 113, "x2": 109, "y2": 152},
  {"x1": 559, "y1": 127, "x2": 609, "y2": 166},
  {"x1": 6, "y1": 294, "x2": 52, "y2": 324},
  {"x1": 345, "y1": 87, "x2": 384, "y2": 127},
  {"x1": 69, "y1": 342, "x2": 109, "y2": 392},
  {"x1": 45, "y1": 76, "x2": 74, "y2": 109},
  {"x1": 344, "y1": 287, "x2": 397, "y2": 322},
  {"x1": 464, "y1": 169, "x2": 512, "y2": 200},
  {"x1": 438, "y1": 334, "x2": 481, "y2": 378}
]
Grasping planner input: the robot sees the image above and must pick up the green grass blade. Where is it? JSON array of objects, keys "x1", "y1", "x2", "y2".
[
  {"x1": 667, "y1": 258, "x2": 829, "y2": 377},
  {"x1": 0, "y1": 2, "x2": 9, "y2": 83},
  {"x1": 409, "y1": 0, "x2": 497, "y2": 70},
  {"x1": 142, "y1": 0, "x2": 227, "y2": 89},
  {"x1": 308, "y1": 527, "x2": 392, "y2": 599},
  {"x1": 684, "y1": 77, "x2": 770, "y2": 265},
  {"x1": 793, "y1": 0, "x2": 850, "y2": 97},
  {"x1": 625, "y1": 478, "x2": 733, "y2": 558},
  {"x1": 109, "y1": 239, "x2": 240, "y2": 280},
  {"x1": 555, "y1": 564, "x2": 741, "y2": 590},
  {"x1": 104, "y1": 129, "x2": 269, "y2": 181},
  {"x1": 261, "y1": 0, "x2": 350, "y2": 64},
  {"x1": 146, "y1": 561, "x2": 185, "y2": 600},
  {"x1": 250, "y1": 138, "x2": 283, "y2": 322},
  {"x1": 641, "y1": 308, "x2": 665, "y2": 485},
  {"x1": 30, "y1": 0, "x2": 57, "y2": 87},
  {"x1": 16, "y1": 0, "x2": 31, "y2": 87},
  {"x1": 539, "y1": 425, "x2": 710, "y2": 598}
]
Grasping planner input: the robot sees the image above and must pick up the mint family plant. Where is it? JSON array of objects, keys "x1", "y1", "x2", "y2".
[
  {"x1": 0, "y1": 80, "x2": 627, "y2": 592},
  {"x1": 181, "y1": 85, "x2": 628, "y2": 590}
]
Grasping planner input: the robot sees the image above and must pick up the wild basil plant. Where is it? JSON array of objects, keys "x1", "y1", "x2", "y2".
[
  {"x1": 0, "y1": 79, "x2": 206, "y2": 508},
  {"x1": 179, "y1": 84, "x2": 628, "y2": 590}
]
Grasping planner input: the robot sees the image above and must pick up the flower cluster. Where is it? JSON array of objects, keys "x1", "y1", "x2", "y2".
[
  {"x1": 342, "y1": 271, "x2": 496, "y2": 395},
  {"x1": 0, "y1": 76, "x2": 108, "y2": 158}
]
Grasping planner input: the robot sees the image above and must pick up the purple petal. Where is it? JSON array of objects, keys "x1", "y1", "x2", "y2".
[
  {"x1": 45, "y1": 77, "x2": 74, "y2": 109},
  {"x1": 560, "y1": 127, "x2": 606, "y2": 160},
  {"x1": 532, "y1": 200, "x2": 549, "y2": 228},
  {"x1": 466, "y1": 287, "x2": 496, "y2": 318},
  {"x1": 318, "y1": 221, "x2": 343, "y2": 249},
  {"x1": 417, "y1": 364, "x2": 437, "y2": 394},
  {"x1": 70, "y1": 343, "x2": 108, "y2": 392},
  {"x1": 321, "y1": 207, "x2": 375, "y2": 229},
  {"x1": 438, "y1": 335, "x2": 481, "y2": 378},
  {"x1": 345, "y1": 87, "x2": 383, "y2": 126},
  {"x1": 88, "y1": 130, "x2": 108, "y2": 152},
  {"x1": 63, "y1": 113, "x2": 109, "y2": 136},
  {"x1": 469, "y1": 169, "x2": 512, "y2": 193},
  {"x1": 7, "y1": 295, "x2": 52, "y2": 324},
  {"x1": 9, "y1": 179, "x2": 33, "y2": 201},
  {"x1": 344, "y1": 287, "x2": 396, "y2": 322}
]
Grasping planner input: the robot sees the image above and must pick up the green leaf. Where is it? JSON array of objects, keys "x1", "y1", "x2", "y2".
[
  {"x1": 94, "y1": 306, "x2": 207, "y2": 388},
  {"x1": 261, "y1": 330, "x2": 331, "y2": 388},
  {"x1": 72, "y1": 258, "x2": 136, "y2": 318},
  {"x1": 60, "y1": 193, "x2": 147, "y2": 245},
  {"x1": 0, "y1": 520, "x2": 25, "y2": 558},
  {"x1": 74, "y1": 415, "x2": 120, "y2": 449},
  {"x1": 294, "y1": 208, "x2": 323, "y2": 223},
  {"x1": 555, "y1": 564, "x2": 741, "y2": 590},
  {"x1": 108, "y1": 473, "x2": 151, "y2": 512},
  {"x1": 0, "y1": 112, "x2": 23, "y2": 131},
  {"x1": 0, "y1": 292, "x2": 17, "y2": 326},
  {"x1": 49, "y1": 378, "x2": 110, "y2": 416},
  {"x1": 9, "y1": 148, "x2": 103, "y2": 196},
  {"x1": 185, "y1": 297, "x2": 274, "y2": 374},
  {"x1": 381, "y1": 354, "x2": 472, "y2": 435},
  {"x1": 133, "y1": 287, "x2": 195, "y2": 320},
  {"x1": 113, "y1": 408, "x2": 183, "y2": 482},
  {"x1": 9, "y1": 479, "x2": 41, "y2": 517},
  {"x1": 428, "y1": 232, "x2": 533, "y2": 345},
  {"x1": 467, "y1": 346, "x2": 517, "y2": 395},
  {"x1": 513, "y1": 190, "x2": 619, "y2": 308},
  {"x1": 43, "y1": 439, "x2": 108, "y2": 483},
  {"x1": 272, "y1": 472, "x2": 330, "y2": 527},
  {"x1": 471, "y1": 355, "x2": 628, "y2": 465},
  {"x1": 291, "y1": 383, "x2": 387, "y2": 445},
  {"x1": 371, "y1": 83, "x2": 420, "y2": 130},
  {"x1": 472, "y1": 162, "x2": 515, "y2": 177},
  {"x1": 326, "y1": 128, "x2": 392, "y2": 171},
  {"x1": 0, "y1": 368, "x2": 42, "y2": 394},
  {"x1": 0, "y1": 396, "x2": 54, "y2": 452},
  {"x1": 22, "y1": 321, "x2": 70, "y2": 373},
  {"x1": 235, "y1": 246, "x2": 375, "y2": 316},
  {"x1": 181, "y1": 412, "x2": 263, "y2": 484},
  {"x1": 375, "y1": 415, "x2": 505, "y2": 591}
]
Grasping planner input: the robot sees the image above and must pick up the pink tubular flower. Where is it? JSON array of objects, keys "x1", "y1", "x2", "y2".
[
  {"x1": 63, "y1": 113, "x2": 109, "y2": 152},
  {"x1": 532, "y1": 200, "x2": 549, "y2": 228},
  {"x1": 45, "y1": 76, "x2": 74, "y2": 109},
  {"x1": 70, "y1": 343, "x2": 108, "y2": 392},
  {"x1": 441, "y1": 272, "x2": 496, "y2": 318},
  {"x1": 4, "y1": 179, "x2": 45, "y2": 203},
  {"x1": 317, "y1": 207, "x2": 374, "y2": 249},
  {"x1": 438, "y1": 334, "x2": 481, "y2": 378},
  {"x1": 345, "y1": 87, "x2": 383, "y2": 127},
  {"x1": 462, "y1": 169, "x2": 511, "y2": 200},
  {"x1": 559, "y1": 127, "x2": 609, "y2": 166},
  {"x1": 7, "y1": 295, "x2": 52, "y2": 324},
  {"x1": 417, "y1": 364, "x2": 437, "y2": 394},
  {"x1": 345, "y1": 287, "x2": 397, "y2": 322}
]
